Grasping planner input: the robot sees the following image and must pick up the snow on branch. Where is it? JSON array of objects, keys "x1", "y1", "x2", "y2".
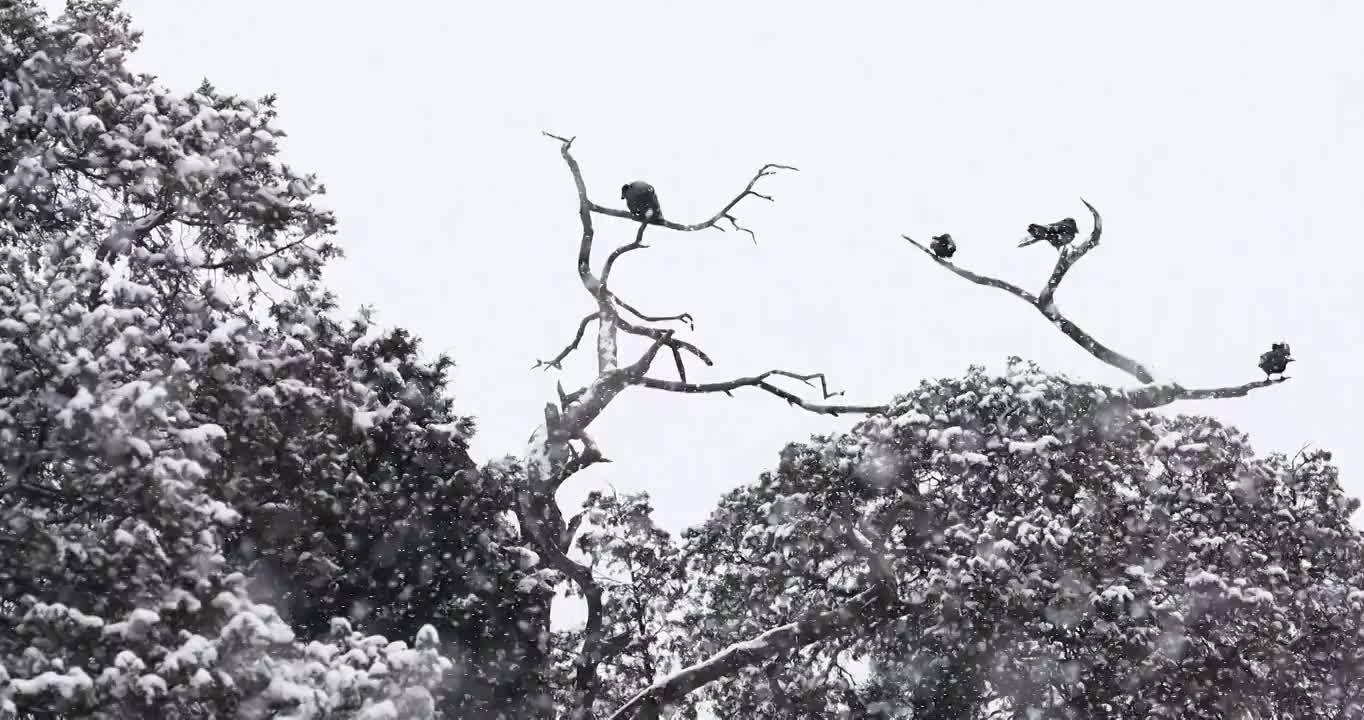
[
  {"x1": 903, "y1": 200, "x2": 1285, "y2": 405},
  {"x1": 1039, "y1": 199, "x2": 1102, "y2": 307},
  {"x1": 1124, "y1": 377, "x2": 1289, "y2": 410},
  {"x1": 520, "y1": 134, "x2": 876, "y2": 720},
  {"x1": 605, "y1": 587, "x2": 894, "y2": 720},
  {"x1": 536, "y1": 131, "x2": 879, "y2": 479}
]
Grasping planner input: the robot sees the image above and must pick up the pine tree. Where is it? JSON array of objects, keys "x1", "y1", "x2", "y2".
[{"x1": 0, "y1": 2, "x2": 505, "y2": 716}]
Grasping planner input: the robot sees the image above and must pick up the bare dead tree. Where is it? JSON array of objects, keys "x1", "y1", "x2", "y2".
[
  {"x1": 520, "y1": 133, "x2": 879, "y2": 719},
  {"x1": 901, "y1": 199, "x2": 1287, "y2": 410}
]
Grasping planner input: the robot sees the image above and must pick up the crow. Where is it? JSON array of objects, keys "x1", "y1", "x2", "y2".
[
  {"x1": 930, "y1": 233, "x2": 957, "y2": 259},
  {"x1": 621, "y1": 181, "x2": 663, "y2": 223},
  {"x1": 1258, "y1": 342, "x2": 1294, "y2": 378},
  {"x1": 1018, "y1": 217, "x2": 1079, "y2": 249}
]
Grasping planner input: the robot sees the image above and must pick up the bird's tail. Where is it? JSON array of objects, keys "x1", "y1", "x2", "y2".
[{"x1": 1018, "y1": 224, "x2": 1047, "y2": 247}]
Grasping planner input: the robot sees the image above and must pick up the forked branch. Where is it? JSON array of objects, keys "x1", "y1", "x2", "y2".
[
  {"x1": 529, "y1": 135, "x2": 879, "y2": 720},
  {"x1": 538, "y1": 131, "x2": 879, "y2": 442},
  {"x1": 1040, "y1": 199, "x2": 1102, "y2": 307},
  {"x1": 903, "y1": 200, "x2": 1285, "y2": 405},
  {"x1": 589, "y1": 162, "x2": 799, "y2": 243}
]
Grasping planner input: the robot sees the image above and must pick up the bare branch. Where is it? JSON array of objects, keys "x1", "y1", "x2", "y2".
[
  {"x1": 637, "y1": 370, "x2": 887, "y2": 417},
  {"x1": 903, "y1": 230, "x2": 1154, "y2": 383},
  {"x1": 1126, "y1": 377, "x2": 1289, "y2": 410},
  {"x1": 544, "y1": 132, "x2": 599, "y2": 290},
  {"x1": 904, "y1": 202, "x2": 1294, "y2": 402},
  {"x1": 597, "y1": 311, "x2": 620, "y2": 373},
  {"x1": 558, "y1": 380, "x2": 586, "y2": 408},
  {"x1": 669, "y1": 346, "x2": 688, "y2": 383},
  {"x1": 624, "y1": 330, "x2": 676, "y2": 379},
  {"x1": 535, "y1": 312, "x2": 599, "y2": 370},
  {"x1": 558, "y1": 441, "x2": 613, "y2": 486},
  {"x1": 1037, "y1": 304, "x2": 1155, "y2": 383},
  {"x1": 902, "y1": 235, "x2": 1038, "y2": 304},
  {"x1": 601, "y1": 222, "x2": 650, "y2": 290},
  {"x1": 589, "y1": 163, "x2": 798, "y2": 239},
  {"x1": 613, "y1": 311, "x2": 712, "y2": 366},
  {"x1": 611, "y1": 294, "x2": 694, "y2": 330},
  {"x1": 1039, "y1": 198, "x2": 1102, "y2": 307}
]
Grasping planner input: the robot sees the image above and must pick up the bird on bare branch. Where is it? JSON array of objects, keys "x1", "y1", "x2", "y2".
[
  {"x1": 1018, "y1": 217, "x2": 1078, "y2": 249},
  {"x1": 621, "y1": 181, "x2": 663, "y2": 223},
  {"x1": 1258, "y1": 342, "x2": 1294, "y2": 378},
  {"x1": 930, "y1": 233, "x2": 957, "y2": 259}
]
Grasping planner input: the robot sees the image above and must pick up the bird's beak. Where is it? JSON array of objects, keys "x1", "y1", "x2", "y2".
[{"x1": 1017, "y1": 235, "x2": 1042, "y2": 248}]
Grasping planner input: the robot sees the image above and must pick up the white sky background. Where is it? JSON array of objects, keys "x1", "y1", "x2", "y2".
[{"x1": 63, "y1": 1, "x2": 1363, "y2": 574}]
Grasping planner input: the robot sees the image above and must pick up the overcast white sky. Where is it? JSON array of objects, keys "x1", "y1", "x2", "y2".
[{"x1": 86, "y1": 2, "x2": 1363, "y2": 539}]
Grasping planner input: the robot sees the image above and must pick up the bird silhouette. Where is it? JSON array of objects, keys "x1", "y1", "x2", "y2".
[
  {"x1": 1258, "y1": 342, "x2": 1294, "y2": 378},
  {"x1": 1018, "y1": 217, "x2": 1079, "y2": 249},
  {"x1": 930, "y1": 233, "x2": 957, "y2": 259},
  {"x1": 621, "y1": 181, "x2": 663, "y2": 223}
]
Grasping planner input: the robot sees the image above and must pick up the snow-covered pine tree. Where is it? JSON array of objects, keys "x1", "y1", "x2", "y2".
[
  {"x1": 679, "y1": 361, "x2": 1364, "y2": 718},
  {"x1": 0, "y1": 2, "x2": 526, "y2": 716}
]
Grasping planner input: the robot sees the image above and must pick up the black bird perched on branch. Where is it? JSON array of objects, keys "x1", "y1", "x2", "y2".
[
  {"x1": 930, "y1": 233, "x2": 957, "y2": 259},
  {"x1": 621, "y1": 181, "x2": 663, "y2": 223},
  {"x1": 1018, "y1": 217, "x2": 1079, "y2": 249},
  {"x1": 1258, "y1": 342, "x2": 1294, "y2": 378}
]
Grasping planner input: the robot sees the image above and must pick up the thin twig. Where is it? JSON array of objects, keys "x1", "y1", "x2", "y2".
[
  {"x1": 611, "y1": 294, "x2": 694, "y2": 329},
  {"x1": 601, "y1": 222, "x2": 650, "y2": 290},
  {"x1": 543, "y1": 132, "x2": 598, "y2": 290},
  {"x1": 588, "y1": 163, "x2": 799, "y2": 241},
  {"x1": 535, "y1": 312, "x2": 599, "y2": 371}
]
